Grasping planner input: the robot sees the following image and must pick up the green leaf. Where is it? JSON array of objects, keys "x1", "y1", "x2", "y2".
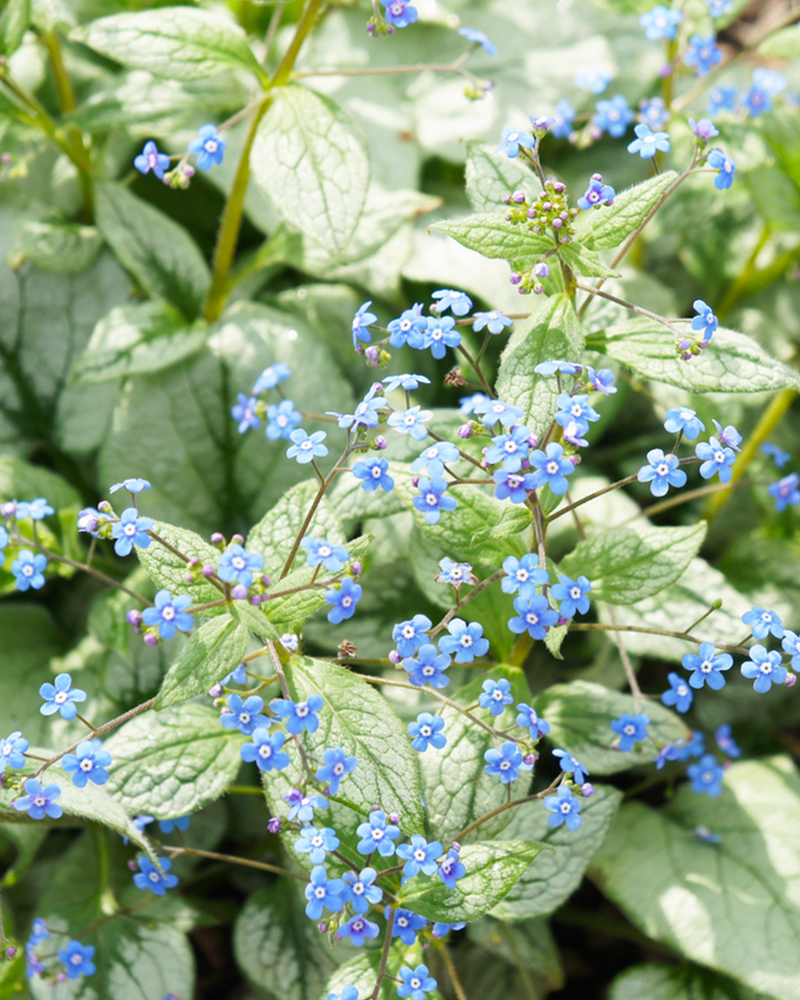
[
  {"x1": 0, "y1": 821, "x2": 48, "y2": 887},
  {"x1": 465, "y1": 138, "x2": 539, "y2": 213},
  {"x1": 579, "y1": 172, "x2": 678, "y2": 250},
  {"x1": 466, "y1": 917, "x2": 564, "y2": 997},
  {"x1": 0, "y1": 0, "x2": 29, "y2": 57},
  {"x1": 154, "y1": 615, "x2": 249, "y2": 709},
  {"x1": 71, "y1": 301, "x2": 206, "y2": 385},
  {"x1": 608, "y1": 963, "x2": 768, "y2": 1000},
  {"x1": 758, "y1": 24, "x2": 800, "y2": 58},
  {"x1": 495, "y1": 294, "x2": 584, "y2": 439},
  {"x1": 104, "y1": 703, "x2": 244, "y2": 817},
  {"x1": 8, "y1": 220, "x2": 102, "y2": 274},
  {"x1": 590, "y1": 757, "x2": 800, "y2": 1000},
  {"x1": 137, "y1": 521, "x2": 224, "y2": 610},
  {"x1": 229, "y1": 600, "x2": 281, "y2": 642},
  {"x1": 233, "y1": 881, "x2": 336, "y2": 1000},
  {"x1": 398, "y1": 841, "x2": 549, "y2": 922},
  {"x1": 535, "y1": 680, "x2": 688, "y2": 775},
  {"x1": 432, "y1": 213, "x2": 552, "y2": 266},
  {"x1": 95, "y1": 182, "x2": 211, "y2": 322},
  {"x1": 491, "y1": 785, "x2": 622, "y2": 920},
  {"x1": 560, "y1": 522, "x2": 707, "y2": 605},
  {"x1": 319, "y1": 951, "x2": 404, "y2": 1000},
  {"x1": 70, "y1": 6, "x2": 263, "y2": 82},
  {"x1": 251, "y1": 85, "x2": 370, "y2": 260},
  {"x1": 560, "y1": 242, "x2": 620, "y2": 278},
  {"x1": 472, "y1": 506, "x2": 532, "y2": 547},
  {"x1": 0, "y1": 455, "x2": 80, "y2": 512},
  {"x1": 592, "y1": 320, "x2": 800, "y2": 393}
]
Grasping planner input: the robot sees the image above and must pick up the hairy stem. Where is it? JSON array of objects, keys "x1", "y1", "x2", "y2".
[{"x1": 162, "y1": 844, "x2": 308, "y2": 881}]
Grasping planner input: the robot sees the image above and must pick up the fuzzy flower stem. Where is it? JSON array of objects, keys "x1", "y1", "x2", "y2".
[
  {"x1": 607, "y1": 604, "x2": 643, "y2": 713},
  {"x1": 370, "y1": 906, "x2": 397, "y2": 1000},
  {"x1": 162, "y1": 844, "x2": 308, "y2": 882},
  {"x1": 429, "y1": 569, "x2": 505, "y2": 637},
  {"x1": 452, "y1": 775, "x2": 564, "y2": 842},
  {"x1": 575, "y1": 282, "x2": 684, "y2": 337}
]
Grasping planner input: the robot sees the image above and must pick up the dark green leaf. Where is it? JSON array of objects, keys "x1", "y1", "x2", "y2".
[
  {"x1": 154, "y1": 615, "x2": 249, "y2": 709},
  {"x1": 137, "y1": 521, "x2": 223, "y2": 611},
  {"x1": 432, "y1": 213, "x2": 552, "y2": 265},
  {"x1": 579, "y1": 172, "x2": 678, "y2": 250},
  {"x1": 560, "y1": 242, "x2": 620, "y2": 278}
]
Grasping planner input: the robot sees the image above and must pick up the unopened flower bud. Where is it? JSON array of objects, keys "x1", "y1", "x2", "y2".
[
  {"x1": 581, "y1": 782, "x2": 595, "y2": 797},
  {"x1": 365, "y1": 346, "x2": 380, "y2": 366},
  {"x1": 268, "y1": 817, "x2": 283, "y2": 834},
  {"x1": 411, "y1": 475, "x2": 420, "y2": 489},
  {"x1": 127, "y1": 609, "x2": 142, "y2": 626},
  {"x1": 511, "y1": 189, "x2": 526, "y2": 204},
  {"x1": 388, "y1": 812, "x2": 401, "y2": 825},
  {"x1": 533, "y1": 262, "x2": 550, "y2": 278},
  {"x1": 128, "y1": 859, "x2": 138, "y2": 871},
  {"x1": 250, "y1": 595, "x2": 262, "y2": 606},
  {"x1": 6, "y1": 946, "x2": 17, "y2": 959},
  {"x1": 98, "y1": 500, "x2": 113, "y2": 514},
  {"x1": 458, "y1": 422, "x2": 474, "y2": 439},
  {"x1": 144, "y1": 633, "x2": 158, "y2": 647},
  {"x1": 202, "y1": 564, "x2": 215, "y2": 577},
  {"x1": 318, "y1": 922, "x2": 328, "y2": 933},
  {"x1": 509, "y1": 273, "x2": 522, "y2": 285},
  {"x1": 524, "y1": 753, "x2": 537, "y2": 766},
  {"x1": 374, "y1": 435, "x2": 388, "y2": 450},
  {"x1": 388, "y1": 649, "x2": 401, "y2": 665},
  {"x1": 552, "y1": 217, "x2": 563, "y2": 229},
  {"x1": 0, "y1": 154, "x2": 10, "y2": 166},
  {"x1": 450, "y1": 840, "x2": 461, "y2": 853},
  {"x1": 526, "y1": 208, "x2": 537, "y2": 219},
  {"x1": 350, "y1": 562, "x2": 362, "y2": 577},
  {"x1": 370, "y1": 803, "x2": 382, "y2": 812},
  {"x1": 208, "y1": 683, "x2": 223, "y2": 698},
  {"x1": 231, "y1": 584, "x2": 248, "y2": 600},
  {"x1": 210, "y1": 532, "x2": 224, "y2": 545},
  {"x1": 786, "y1": 673, "x2": 797, "y2": 688},
  {"x1": 231, "y1": 533, "x2": 244, "y2": 546},
  {"x1": 56, "y1": 972, "x2": 67, "y2": 982},
  {"x1": 261, "y1": 575, "x2": 271, "y2": 586}
]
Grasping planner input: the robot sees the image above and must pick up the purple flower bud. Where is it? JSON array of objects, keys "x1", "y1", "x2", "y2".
[
  {"x1": 581, "y1": 782, "x2": 595, "y2": 797},
  {"x1": 411, "y1": 475, "x2": 420, "y2": 489},
  {"x1": 365, "y1": 346, "x2": 380, "y2": 366},
  {"x1": 351, "y1": 562, "x2": 362, "y2": 577},
  {"x1": 388, "y1": 649, "x2": 402, "y2": 665},
  {"x1": 511, "y1": 189, "x2": 526, "y2": 203},
  {"x1": 509, "y1": 273, "x2": 522, "y2": 285},
  {"x1": 0, "y1": 154, "x2": 10, "y2": 166},
  {"x1": 370, "y1": 803, "x2": 382, "y2": 811},
  {"x1": 128, "y1": 859, "x2": 138, "y2": 870},
  {"x1": 202, "y1": 564, "x2": 215, "y2": 577},
  {"x1": 367, "y1": 21, "x2": 376, "y2": 34},
  {"x1": 208, "y1": 683, "x2": 223, "y2": 698},
  {"x1": 231, "y1": 584, "x2": 248, "y2": 600},
  {"x1": 231, "y1": 533, "x2": 244, "y2": 546},
  {"x1": 250, "y1": 595, "x2": 262, "y2": 605},
  {"x1": 98, "y1": 500, "x2": 113, "y2": 514},
  {"x1": 542, "y1": 202, "x2": 552, "y2": 212},
  {"x1": 458, "y1": 422, "x2": 474, "y2": 439},
  {"x1": 189, "y1": 556, "x2": 200, "y2": 567},
  {"x1": 682, "y1": 351, "x2": 693, "y2": 361},
  {"x1": 261, "y1": 575, "x2": 271, "y2": 586},
  {"x1": 450, "y1": 840, "x2": 461, "y2": 853},
  {"x1": 523, "y1": 753, "x2": 537, "y2": 766},
  {"x1": 786, "y1": 673, "x2": 797, "y2": 688},
  {"x1": 268, "y1": 817, "x2": 283, "y2": 834},
  {"x1": 127, "y1": 609, "x2": 142, "y2": 626},
  {"x1": 211, "y1": 532, "x2": 224, "y2": 545},
  {"x1": 527, "y1": 434, "x2": 539, "y2": 448},
  {"x1": 557, "y1": 615, "x2": 571, "y2": 626},
  {"x1": 6, "y1": 946, "x2": 17, "y2": 959},
  {"x1": 552, "y1": 218, "x2": 563, "y2": 229},
  {"x1": 388, "y1": 812, "x2": 401, "y2": 825},
  {"x1": 144, "y1": 633, "x2": 159, "y2": 647},
  {"x1": 533, "y1": 262, "x2": 550, "y2": 278},
  {"x1": 526, "y1": 208, "x2": 537, "y2": 219},
  {"x1": 184, "y1": 165, "x2": 195, "y2": 178},
  {"x1": 56, "y1": 972, "x2": 67, "y2": 983},
  {"x1": 658, "y1": 62, "x2": 672, "y2": 77},
  {"x1": 185, "y1": 573, "x2": 195, "y2": 584},
  {"x1": 374, "y1": 435, "x2": 388, "y2": 450},
  {"x1": 590, "y1": 125, "x2": 603, "y2": 140},
  {"x1": 318, "y1": 922, "x2": 328, "y2": 933},
  {"x1": 0, "y1": 500, "x2": 16, "y2": 517}
]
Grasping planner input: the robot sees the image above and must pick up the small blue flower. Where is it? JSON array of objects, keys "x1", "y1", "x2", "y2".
[
  {"x1": 284, "y1": 788, "x2": 329, "y2": 824},
  {"x1": 133, "y1": 855, "x2": 179, "y2": 895},
  {"x1": 752, "y1": 67, "x2": 787, "y2": 96},
  {"x1": 713, "y1": 420, "x2": 742, "y2": 451},
  {"x1": 639, "y1": 98, "x2": 671, "y2": 129},
  {"x1": 553, "y1": 749, "x2": 589, "y2": 784},
  {"x1": 436, "y1": 557, "x2": 475, "y2": 589},
  {"x1": 352, "y1": 301, "x2": 377, "y2": 348},
  {"x1": 594, "y1": 95, "x2": 634, "y2": 138},
  {"x1": 472, "y1": 310, "x2": 512, "y2": 334},
  {"x1": 516, "y1": 704, "x2": 551, "y2": 740},
  {"x1": 495, "y1": 127, "x2": 535, "y2": 159},
  {"x1": 687, "y1": 754, "x2": 725, "y2": 796},
  {"x1": 15, "y1": 498, "x2": 54, "y2": 520},
  {"x1": 295, "y1": 826, "x2": 340, "y2": 864},
  {"x1": 552, "y1": 99, "x2": 576, "y2": 138},
  {"x1": 760, "y1": 443, "x2": 792, "y2": 468},
  {"x1": 502, "y1": 554, "x2": 548, "y2": 599},
  {"x1": 0, "y1": 730, "x2": 28, "y2": 771},
  {"x1": 685, "y1": 35, "x2": 722, "y2": 76},
  {"x1": 707, "y1": 148, "x2": 736, "y2": 190},
  {"x1": 422, "y1": 315, "x2": 461, "y2": 359},
  {"x1": 529, "y1": 442, "x2": 575, "y2": 495},
  {"x1": 473, "y1": 397, "x2": 524, "y2": 428},
  {"x1": 459, "y1": 392, "x2": 491, "y2": 415},
  {"x1": 388, "y1": 405, "x2": 432, "y2": 441},
  {"x1": 380, "y1": 0, "x2": 417, "y2": 28},
  {"x1": 287, "y1": 428, "x2": 328, "y2": 464},
  {"x1": 221, "y1": 693, "x2": 268, "y2": 735},
  {"x1": 353, "y1": 457, "x2": 395, "y2": 493},
  {"x1": 682, "y1": 641, "x2": 733, "y2": 689},
  {"x1": 575, "y1": 68, "x2": 612, "y2": 94},
  {"x1": 544, "y1": 785, "x2": 582, "y2": 829},
  {"x1": 431, "y1": 289, "x2": 473, "y2": 316},
  {"x1": 706, "y1": 0, "x2": 731, "y2": 14},
  {"x1": 12, "y1": 779, "x2": 62, "y2": 820},
  {"x1": 493, "y1": 468, "x2": 536, "y2": 504},
  {"x1": 188, "y1": 124, "x2": 225, "y2": 170},
  {"x1": 142, "y1": 590, "x2": 193, "y2": 640},
  {"x1": 708, "y1": 86, "x2": 738, "y2": 116},
  {"x1": 431, "y1": 921, "x2": 467, "y2": 938},
  {"x1": 411, "y1": 441, "x2": 460, "y2": 477},
  {"x1": 508, "y1": 595, "x2": 559, "y2": 639},
  {"x1": 11, "y1": 550, "x2": 47, "y2": 591},
  {"x1": 40, "y1": 673, "x2": 87, "y2": 720},
  {"x1": 389, "y1": 908, "x2": 428, "y2": 945},
  {"x1": 357, "y1": 810, "x2": 401, "y2": 856},
  {"x1": 342, "y1": 867, "x2": 382, "y2": 914},
  {"x1": 325, "y1": 577, "x2": 362, "y2": 624},
  {"x1": 218, "y1": 544, "x2": 265, "y2": 588},
  {"x1": 675, "y1": 731, "x2": 705, "y2": 760},
  {"x1": 438, "y1": 848, "x2": 466, "y2": 889},
  {"x1": 715, "y1": 724, "x2": 742, "y2": 758},
  {"x1": 485, "y1": 425, "x2": 532, "y2": 472},
  {"x1": 479, "y1": 678, "x2": 514, "y2": 717},
  {"x1": 58, "y1": 940, "x2": 96, "y2": 979},
  {"x1": 29, "y1": 918, "x2": 49, "y2": 945},
  {"x1": 134, "y1": 141, "x2": 170, "y2": 179},
  {"x1": 639, "y1": 5, "x2": 683, "y2": 39},
  {"x1": 315, "y1": 746, "x2": 357, "y2": 794},
  {"x1": 271, "y1": 694, "x2": 324, "y2": 736},
  {"x1": 402, "y1": 644, "x2": 452, "y2": 688},
  {"x1": 109, "y1": 477, "x2": 152, "y2": 494},
  {"x1": 252, "y1": 362, "x2": 290, "y2": 395},
  {"x1": 397, "y1": 834, "x2": 443, "y2": 878},
  {"x1": 550, "y1": 575, "x2": 592, "y2": 618},
  {"x1": 393, "y1": 615, "x2": 433, "y2": 657},
  {"x1": 301, "y1": 537, "x2": 349, "y2": 573},
  {"x1": 382, "y1": 372, "x2": 431, "y2": 393},
  {"x1": 696, "y1": 437, "x2": 735, "y2": 482},
  {"x1": 637, "y1": 449, "x2": 686, "y2": 497},
  {"x1": 653, "y1": 740, "x2": 685, "y2": 769},
  {"x1": 741, "y1": 83, "x2": 772, "y2": 117},
  {"x1": 241, "y1": 729, "x2": 291, "y2": 771},
  {"x1": 339, "y1": 915, "x2": 380, "y2": 947},
  {"x1": 232, "y1": 394, "x2": 260, "y2": 434},
  {"x1": 782, "y1": 629, "x2": 800, "y2": 669},
  {"x1": 690, "y1": 117, "x2": 720, "y2": 140},
  {"x1": 413, "y1": 476, "x2": 457, "y2": 524},
  {"x1": 610, "y1": 713, "x2": 650, "y2": 752},
  {"x1": 661, "y1": 672, "x2": 693, "y2": 712},
  {"x1": 664, "y1": 408, "x2": 706, "y2": 440},
  {"x1": 304, "y1": 865, "x2": 346, "y2": 920},
  {"x1": 577, "y1": 174, "x2": 615, "y2": 210},
  {"x1": 439, "y1": 618, "x2": 489, "y2": 663},
  {"x1": 408, "y1": 713, "x2": 446, "y2": 752},
  {"x1": 158, "y1": 815, "x2": 191, "y2": 833},
  {"x1": 457, "y1": 26, "x2": 497, "y2": 54},
  {"x1": 691, "y1": 299, "x2": 719, "y2": 339},
  {"x1": 62, "y1": 739, "x2": 111, "y2": 787},
  {"x1": 328, "y1": 386, "x2": 387, "y2": 431},
  {"x1": 266, "y1": 399, "x2": 302, "y2": 440},
  {"x1": 741, "y1": 644, "x2": 787, "y2": 692},
  {"x1": 388, "y1": 306, "x2": 427, "y2": 349},
  {"x1": 398, "y1": 964, "x2": 437, "y2": 999},
  {"x1": 627, "y1": 123, "x2": 671, "y2": 158},
  {"x1": 534, "y1": 360, "x2": 583, "y2": 376}
]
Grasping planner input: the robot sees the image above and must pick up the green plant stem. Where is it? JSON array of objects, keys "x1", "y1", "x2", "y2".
[
  {"x1": 162, "y1": 844, "x2": 308, "y2": 881},
  {"x1": 452, "y1": 777, "x2": 563, "y2": 842},
  {"x1": 371, "y1": 907, "x2": 396, "y2": 1000},
  {"x1": 576, "y1": 281, "x2": 683, "y2": 337},
  {"x1": 429, "y1": 569, "x2": 505, "y2": 637},
  {"x1": 606, "y1": 604, "x2": 643, "y2": 713},
  {"x1": 439, "y1": 941, "x2": 469, "y2": 1000},
  {"x1": 569, "y1": 621, "x2": 750, "y2": 655}
]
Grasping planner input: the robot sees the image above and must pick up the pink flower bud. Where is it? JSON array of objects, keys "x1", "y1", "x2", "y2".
[
  {"x1": 388, "y1": 812, "x2": 401, "y2": 824},
  {"x1": 144, "y1": 633, "x2": 158, "y2": 647},
  {"x1": 231, "y1": 584, "x2": 248, "y2": 600},
  {"x1": 786, "y1": 673, "x2": 797, "y2": 688},
  {"x1": 211, "y1": 532, "x2": 224, "y2": 544},
  {"x1": 208, "y1": 684, "x2": 223, "y2": 698}
]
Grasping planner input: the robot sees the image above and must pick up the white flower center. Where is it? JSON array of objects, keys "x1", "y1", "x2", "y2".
[
  {"x1": 657, "y1": 463, "x2": 669, "y2": 476},
  {"x1": 34, "y1": 795, "x2": 47, "y2": 807},
  {"x1": 232, "y1": 556, "x2": 246, "y2": 570},
  {"x1": 55, "y1": 691, "x2": 68, "y2": 704},
  {"x1": 124, "y1": 523, "x2": 137, "y2": 536},
  {"x1": 420, "y1": 725, "x2": 432, "y2": 737},
  {"x1": 205, "y1": 139, "x2": 218, "y2": 153},
  {"x1": 80, "y1": 758, "x2": 94, "y2": 771},
  {"x1": 546, "y1": 461, "x2": 559, "y2": 475},
  {"x1": 259, "y1": 744, "x2": 272, "y2": 759},
  {"x1": 162, "y1": 606, "x2": 176, "y2": 621}
]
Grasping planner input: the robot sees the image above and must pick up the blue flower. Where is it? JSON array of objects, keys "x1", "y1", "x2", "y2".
[
  {"x1": 432, "y1": 289, "x2": 473, "y2": 316},
  {"x1": 398, "y1": 965, "x2": 437, "y2": 1000},
  {"x1": 556, "y1": 395, "x2": 599, "y2": 433},
  {"x1": 397, "y1": 834, "x2": 443, "y2": 878},
  {"x1": 741, "y1": 83, "x2": 772, "y2": 117},
  {"x1": 752, "y1": 67, "x2": 787, "y2": 96},
  {"x1": 413, "y1": 476, "x2": 457, "y2": 524},
  {"x1": 577, "y1": 174, "x2": 615, "y2": 210},
  {"x1": 502, "y1": 555, "x2": 548, "y2": 599},
  {"x1": 352, "y1": 301, "x2": 377, "y2": 348},
  {"x1": 610, "y1": 713, "x2": 650, "y2": 752},
  {"x1": 485, "y1": 425, "x2": 532, "y2": 472},
  {"x1": 685, "y1": 35, "x2": 722, "y2": 75},
  {"x1": 690, "y1": 117, "x2": 720, "y2": 140},
  {"x1": 691, "y1": 299, "x2": 718, "y2": 339},
  {"x1": 627, "y1": 123, "x2": 671, "y2": 158},
  {"x1": 653, "y1": 740, "x2": 685, "y2": 769},
  {"x1": 295, "y1": 826, "x2": 340, "y2": 864},
  {"x1": 473, "y1": 397, "x2": 524, "y2": 428},
  {"x1": 741, "y1": 644, "x2": 787, "y2": 692},
  {"x1": 252, "y1": 362, "x2": 290, "y2": 394},
  {"x1": 271, "y1": 694, "x2": 324, "y2": 735},
  {"x1": 29, "y1": 918, "x2": 49, "y2": 945},
  {"x1": 218, "y1": 544, "x2": 265, "y2": 588},
  {"x1": 460, "y1": 392, "x2": 491, "y2": 415},
  {"x1": 508, "y1": 595, "x2": 559, "y2": 639},
  {"x1": 431, "y1": 921, "x2": 467, "y2": 938},
  {"x1": 328, "y1": 387, "x2": 387, "y2": 431},
  {"x1": 594, "y1": 95, "x2": 634, "y2": 138},
  {"x1": 380, "y1": 0, "x2": 417, "y2": 28},
  {"x1": 760, "y1": 443, "x2": 792, "y2": 468},
  {"x1": 687, "y1": 754, "x2": 725, "y2": 796},
  {"x1": 473, "y1": 310, "x2": 512, "y2": 334},
  {"x1": 664, "y1": 408, "x2": 705, "y2": 440},
  {"x1": 188, "y1": 124, "x2": 225, "y2": 170},
  {"x1": 436, "y1": 557, "x2": 476, "y2": 589},
  {"x1": 241, "y1": 729, "x2": 291, "y2": 771},
  {"x1": 158, "y1": 815, "x2": 191, "y2": 833},
  {"x1": 436, "y1": 848, "x2": 466, "y2": 890},
  {"x1": 304, "y1": 865, "x2": 346, "y2": 920},
  {"x1": 661, "y1": 672, "x2": 693, "y2": 712},
  {"x1": 544, "y1": 786, "x2": 582, "y2": 829},
  {"x1": 712, "y1": 420, "x2": 742, "y2": 452},
  {"x1": 707, "y1": 86, "x2": 738, "y2": 115},
  {"x1": 551, "y1": 99, "x2": 576, "y2": 138},
  {"x1": 550, "y1": 575, "x2": 592, "y2": 618},
  {"x1": 12, "y1": 779, "x2": 62, "y2": 820},
  {"x1": 484, "y1": 742, "x2": 530, "y2": 784},
  {"x1": 325, "y1": 577, "x2": 362, "y2": 624},
  {"x1": 706, "y1": 0, "x2": 731, "y2": 14},
  {"x1": 382, "y1": 372, "x2": 431, "y2": 393},
  {"x1": 639, "y1": 5, "x2": 683, "y2": 39},
  {"x1": 409, "y1": 713, "x2": 446, "y2": 752},
  {"x1": 388, "y1": 908, "x2": 428, "y2": 946},
  {"x1": 402, "y1": 644, "x2": 452, "y2": 688},
  {"x1": 0, "y1": 730, "x2": 28, "y2": 771},
  {"x1": 15, "y1": 497, "x2": 54, "y2": 520},
  {"x1": 552, "y1": 749, "x2": 589, "y2": 784},
  {"x1": 221, "y1": 693, "x2": 268, "y2": 735},
  {"x1": 388, "y1": 306, "x2": 427, "y2": 349},
  {"x1": 62, "y1": 739, "x2": 111, "y2": 787},
  {"x1": 342, "y1": 867, "x2": 382, "y2": 913},
  {"x1": 388, "y1": 405, "x2": 432, "y2": 441},
  {"x1": 58, "y1": 940, "x2": 96, "y2": 979},
  {"x1": 301, "y1": 537, "x2": 349, "y2": 573},
  {"x1": 707, "y1": 148, "x2": 736, "y2": 189},
  {"x1": 134, "y1": 141, "x2": 170, "y2": 179},
  {"x1": 495, "y1": 127, "x2": 535, "y2": 159},
  {"x1": 682, "y1": 641, "x2": 733, "y2": 689},
  {"x1": 339, "y1": 915, "x2": 380, "y2": 946},
  {"x1": 393, "y1": 615, "x2": 433, "y2": 657},
  {"x1": 639, "y1": 98, "x2": 671, "y2": 130},
  {"x1": 439, "y1": 618, "x2": 489, "y2": 663},
  {"x1": 479, "y1": 678, "x2": 514, "y2": 716},
  {"x1": 457, "y1": 26, "x2": 497, "y2": 54},
  {"x1": 516, "y1": 704, "x2": 550, "y2": 739},
  {"x1": 133, "y1": 855, "x2": 179, "y2": 895},
  {"x1": 715, "y1": 724, "x2": 742, "y2": 758},
  {"x1": 266, "y1": 399, "x2": 303, "y2": 440},
  {"x1": 411, "y1": 440, "x2": 460, "y2": 477},
  {"x1": 142, "y1": 590, "x2": 193, "y2": 640},
  {"x1": 287, "y1": 428, "x2": 328, "y2": 464},
  {"x1": 357, "y1": 810, "x2": 401, "y2": 856},
  {"x1": 109, "y1": 477, "x2": 151, "y2": 494},
  {"x1": 637, "y1": 449, "x2": 686, "y2": 497},
  {"x1": 232, "y1": 394, "x2": 260, "y2": 434},
  {"x1": 493, "y1": 468, "x2": 536, "y2": 504},
  {"x1": 315, "y1": 746, "x2": 357, "y2": 794},
  {"x1": 696, "y1": 437, "x2": 735, "y2": 482},
  {"x1": 674, "y1": 730, "x2": 705, "y2": 760},
  {"x1": 353, "y1": 456, "x2": 395, "y2": 493},
  {"x1": 11, "y1": 550, "x2": 47, "y2": 591},
  {"x1": 529, "y1": 442, "x2": 575, "y2": 495},
  {"x1": 782, "y1": 629, "x2": 800, "y2": 669},
  {"x1": 575, "y1": 68, "x2": 612, "y2": 93},
  {"x1": 39, "y1": 673, "x2": 87, "y2": 720},
  {"x1": 284, "y1": 788, "x2": 329, "y2": 823},
  {"x1": 422, "y1": 315, "x2": 461, "y2": 359}
]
